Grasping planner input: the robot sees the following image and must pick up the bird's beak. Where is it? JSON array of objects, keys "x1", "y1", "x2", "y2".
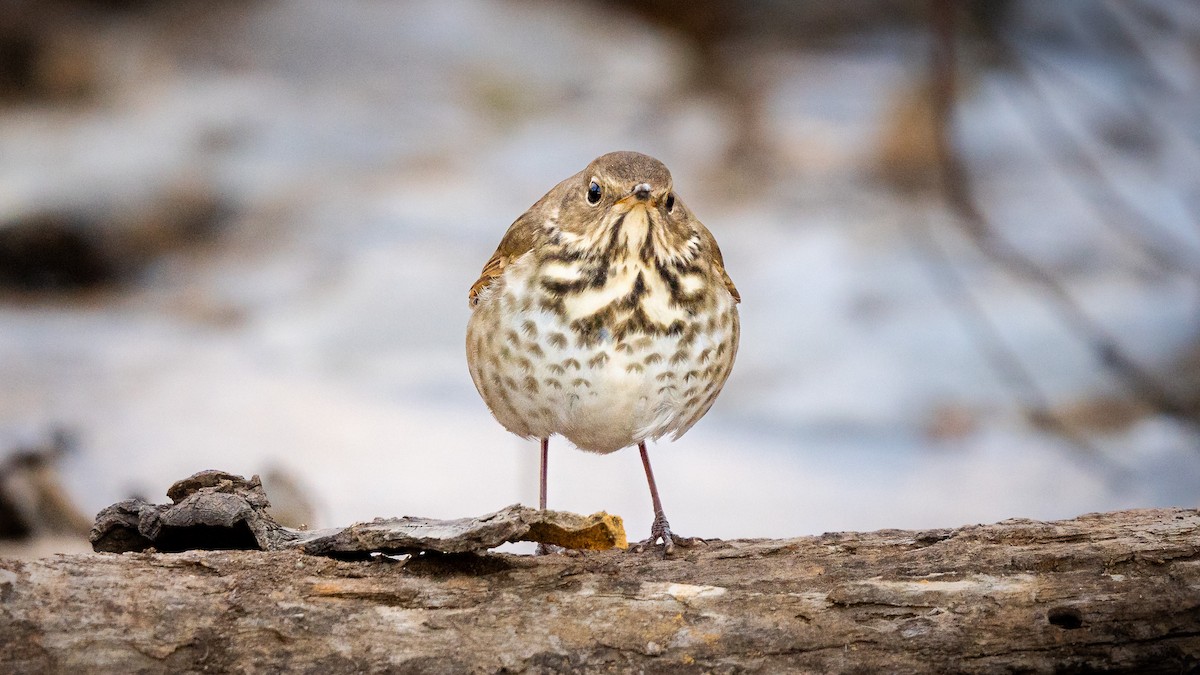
[{"x1": 616, "y1": 183, "x2": 659, "y2": 209}]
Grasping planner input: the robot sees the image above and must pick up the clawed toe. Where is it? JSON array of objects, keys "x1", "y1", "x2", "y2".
[
  {"x1": 632, "y1": 534, "x2": 704, "y2": 555},
  {"x1": 633, "y1": 533, "x2": 700, "y2": 554},
  {"x1": 631, "y1": 516, "x2": 704, "y2": 556}
]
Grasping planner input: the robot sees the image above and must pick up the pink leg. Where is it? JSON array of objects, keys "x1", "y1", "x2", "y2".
[
  {"x1": 639, "y1": 441, "x2": 668, "y2": 527},
  {"x1": 539, "y1": 437, "x2": 549, "y2": 511},
  {"x1": 636, "y1": 441, "x2": 700, "y2": 555},
  {"x1": 536, "y1": 438, "x2": 555, "y2": 556}
]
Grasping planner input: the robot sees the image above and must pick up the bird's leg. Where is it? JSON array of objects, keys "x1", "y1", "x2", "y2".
[
  {"x1": 535, "y1": 437, "x2": 563, "y2": 556},
  {"x1": 539, "y1": 436, "x2": 549, "y2": 511},
  {"x1": 634, "y1": 441, "x2": 702, "y2": 555}
]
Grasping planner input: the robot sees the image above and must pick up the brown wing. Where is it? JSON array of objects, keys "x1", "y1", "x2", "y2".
[
  {"x1": 469, "y1": 174, "x2": 578, "y2": 307},
  {"x1": 468, "y1": 213, "x2": 541, "y2": 308},
  {"x1": 695, "y1": 222, "x2": 740, "y2": 304}
]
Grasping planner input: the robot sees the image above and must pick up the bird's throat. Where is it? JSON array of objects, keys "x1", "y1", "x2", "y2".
[
  {"x1": 535, "y1": 204, "x2": 708, "y2": 342},
  {"x1": 611, "y1": 205, "x2": 651, "y2": 262}
]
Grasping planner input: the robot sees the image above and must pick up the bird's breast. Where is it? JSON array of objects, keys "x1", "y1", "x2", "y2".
[
  {"x1": 466, "y1": 248, "x2": 739, "y2": 451},
  {"x1": 559, "y1": 262, "x2": 687, "y2": 328}
]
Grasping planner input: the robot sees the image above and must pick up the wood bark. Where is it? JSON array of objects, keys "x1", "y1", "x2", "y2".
[
  {"x1": 3, "y1": 507, "x2": 1199, "y2": 673},
  {"x1": 88, "y1": 471, "x2": 628, "y2": 556}
]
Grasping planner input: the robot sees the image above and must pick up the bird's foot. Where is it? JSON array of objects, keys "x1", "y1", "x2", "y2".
[{"x1": 631, "y1": 514, "x2": 704, "y2": 556}]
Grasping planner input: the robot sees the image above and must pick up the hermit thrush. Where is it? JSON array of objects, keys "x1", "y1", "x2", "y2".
[{"x1": 465, "y1": 151, "x2": 740, "y2": 553}]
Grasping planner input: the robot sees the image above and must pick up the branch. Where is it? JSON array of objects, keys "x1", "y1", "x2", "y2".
[
  {"x1": 2, "y1": 507, "x2": 1198, "y2": 672},
  {"x1": 927, "y1": 0, "x2": 1198, "y2": 424}
]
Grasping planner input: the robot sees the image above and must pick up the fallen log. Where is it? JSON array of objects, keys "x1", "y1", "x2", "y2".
[{"x1": 3, "y1": 505, "x2": 1199, "y2": 672}]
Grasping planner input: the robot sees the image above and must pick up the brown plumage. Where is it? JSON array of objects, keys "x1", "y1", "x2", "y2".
[{"x1": 466, "y1": 151, "x2": 740, "y2": 554}]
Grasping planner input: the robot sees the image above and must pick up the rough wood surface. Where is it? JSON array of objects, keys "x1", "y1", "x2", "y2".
[
  {"x1": 298, "y1": 505, "x2": 626, "y2": 556},
  {"x1": 89, "y1": 470, "x2": 627, "y2": 556},
  {"x1": 4, "y1": 508, "x2": 1199, "y2": 673}
]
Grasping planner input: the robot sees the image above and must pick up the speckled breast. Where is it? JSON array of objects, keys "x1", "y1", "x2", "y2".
[{"x1": 466, "y1": 249, "x2": 739, "y2": 454}]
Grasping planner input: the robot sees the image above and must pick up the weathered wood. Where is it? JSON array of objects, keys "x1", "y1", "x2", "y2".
[
  {"x1": 90, "y1": 470, "x2": 627, "y2": 556},
  {"x1": 298, "y1": 506, "x2": 627, "y2": 556},
  {"x1": 4, "y1": 508, "x2": 1199, "y2": 673}
]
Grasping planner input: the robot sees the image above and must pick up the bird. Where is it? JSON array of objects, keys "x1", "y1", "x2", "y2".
[{"x1": 465, "y1": 151, "x2": 740, "y2": 554}]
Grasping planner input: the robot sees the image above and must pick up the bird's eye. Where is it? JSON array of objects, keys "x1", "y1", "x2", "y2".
[
  {"x1": 587, "y1": 181, "x2": 602, "y2": 205},
  {"x1": 665, "y1": 192, "x2": 676, "y2": 212}
]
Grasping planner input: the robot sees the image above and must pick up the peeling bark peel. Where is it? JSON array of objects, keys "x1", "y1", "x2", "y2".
[{"x1": 88, "y1": 470, "x2": 627, "y2": 556}]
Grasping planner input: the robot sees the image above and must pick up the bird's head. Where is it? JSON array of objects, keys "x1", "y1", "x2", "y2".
[{"x1": 552, "y1": 151, "x2": 698, "y2": 264}]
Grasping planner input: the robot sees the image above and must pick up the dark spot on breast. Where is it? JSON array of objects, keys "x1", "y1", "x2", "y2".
[
  {"x1": 571, "y1": 314, "x2": 606, "y2": 345},
  {"x1": 538, "y1": 296, "x2": 565, "y2": 315},
  {"x1": 585, "y1": 263, "x2": 609, "y2": 288},
  {"x1": 678, "y1": 324, "x2": 700, "y2": 347},
  {"x1": 657, "y1": 263, "x2": 681, "y2": 294},
  {"x1": 621, "y1": 272, "x2": 647, "y2": 308},
  {"x1": 544, "y1": 249, "x2": 585, "y2": 264},
  {"x1": 541, "y1": 278, "x2": 586, "y2": 296}
]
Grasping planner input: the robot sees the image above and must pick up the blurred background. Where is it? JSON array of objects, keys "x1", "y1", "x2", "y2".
[{"x1": 1, "y1": 0, "x2": 1198, "y2": 557}]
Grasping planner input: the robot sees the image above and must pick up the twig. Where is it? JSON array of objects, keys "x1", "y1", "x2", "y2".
[
  {"x1": 994, "y1": 34, "x2": 1200, "y2": 278},
  {"x1": 1011, "y1": 40, "x2": 1200, "y2": 247},
  {"x1": 905, "y1": 213, "x2": 1110, "y2": 462},
  {"x1": 927, "y1": 0, "x2": 1196, "y2": 423}
]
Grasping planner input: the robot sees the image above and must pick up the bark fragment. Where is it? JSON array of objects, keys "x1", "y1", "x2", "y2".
[{"x1": 89, "y1": 470, "x2": 627, "y2": 556}]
